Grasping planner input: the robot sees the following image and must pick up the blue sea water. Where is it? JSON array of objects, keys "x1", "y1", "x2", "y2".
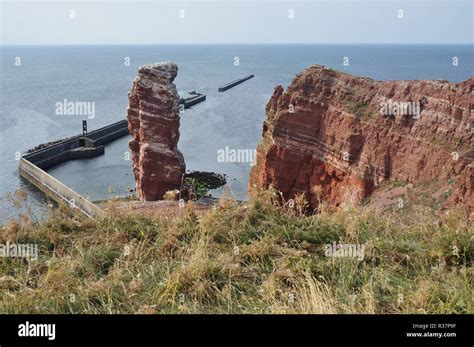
[{"x1": 0, "y1": 44, "x2": 473, "y2": 221}]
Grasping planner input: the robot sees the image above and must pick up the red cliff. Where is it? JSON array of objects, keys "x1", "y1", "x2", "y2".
[
  {"x1": 249, "y1": 65, "x2": 473, "y2": 213},
  {"x1": 127, "y1": 62, "x2": 185, "y2": 201}
]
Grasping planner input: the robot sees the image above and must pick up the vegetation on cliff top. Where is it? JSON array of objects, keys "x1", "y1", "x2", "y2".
[{"x1": 0, "y1": 189, "x2": 472, "y2": 314}]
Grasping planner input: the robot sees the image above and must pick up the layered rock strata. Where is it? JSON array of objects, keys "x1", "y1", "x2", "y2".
[
  {"x1": 249, "y1": 65, "x2": 473, "y2": 213},
  {"x1": 127, "y1": 62, "x2": 185, "y2": 201}
]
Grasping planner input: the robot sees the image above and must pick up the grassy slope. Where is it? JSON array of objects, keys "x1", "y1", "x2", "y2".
[{"x1": 0, "y1": 190, "x2": 472, "y2": 314}]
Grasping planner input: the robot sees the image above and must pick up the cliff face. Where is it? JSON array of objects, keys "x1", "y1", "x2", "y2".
[
  {"x1": 127, "y1": 62, "x2": 185, "y2": 201},
  {"x1": 249, "y1": 65, "x2": 473, "y2": 213}
]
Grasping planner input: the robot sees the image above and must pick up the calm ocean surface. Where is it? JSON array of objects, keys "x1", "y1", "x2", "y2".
[{"x1": 1, "y1": 44, "x2": 473, "y2": 221}]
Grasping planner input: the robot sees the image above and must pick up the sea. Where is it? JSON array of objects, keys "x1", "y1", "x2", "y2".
[{"x1": 1, "y1": 44, "x2": 473, "y2": 221}]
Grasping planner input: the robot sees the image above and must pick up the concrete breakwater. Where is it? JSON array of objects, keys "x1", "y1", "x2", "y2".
[
  {"x1": 218, "y1": 75, "x2": 254, "y2": 92},
  {"x1": 19, "y1": 158, "x2": 106, "y2": 219},
  {"x1": 23, "y1": 119, "x2": 128, "y2": 169},
  {"x1": 179, "y1": 91, "x2": 206, "y2": 109},
  {"x1": 19, "y1": 119, "x2": 129, "y2": 219}
]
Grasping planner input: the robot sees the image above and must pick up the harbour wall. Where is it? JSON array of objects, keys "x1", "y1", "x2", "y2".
[
  {"x1": 19, "y1": 119, "x2": 129, "y2": 219},
  {"x1": 19, "y1": 158, "x2": 106, "y2": 219},
  {"x1": 24, "y1": 120, "x2": 128, "y2": 169}
]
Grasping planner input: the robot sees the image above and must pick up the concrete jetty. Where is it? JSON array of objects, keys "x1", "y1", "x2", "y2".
[
  {"x1": 19, "y1": 119, "x2": 130, "y2": 219},
  {"x1": 19, "y1": 158, "x2": 105, "y2": 219},
  {"x1": 218, "y1": 75, "x2": 254, "y2": 92},
  {"x1": 23, "y1": 119, "x2": 129, "y2": 170},
  {"x1": 179, "y1": 91, "x2": 206, "y2": 109}
]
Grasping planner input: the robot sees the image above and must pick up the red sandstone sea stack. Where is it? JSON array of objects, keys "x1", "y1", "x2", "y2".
[
  {"x1": 249, "y1": 65, "x2": 473, "y2": 213},
  {"x1": 127, "y1": 62, "x2": 185, "y2": 201}
]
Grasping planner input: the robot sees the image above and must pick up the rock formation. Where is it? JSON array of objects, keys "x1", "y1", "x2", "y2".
[
  {"x1": 249, "y1": 65, "x2": 473, "y2": 213},
  {"x1": 127, "y1": 62, "x2": 185, "y2": 201}
]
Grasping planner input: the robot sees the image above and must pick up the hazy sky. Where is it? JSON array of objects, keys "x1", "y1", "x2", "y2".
[{"x1": 1, "y1": 0, "x2": 473, "y2": 44}]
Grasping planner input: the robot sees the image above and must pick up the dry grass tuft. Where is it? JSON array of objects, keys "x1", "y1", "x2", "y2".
[{"x1": 0, "y1": 189, "x2": 472, "y2": 314}]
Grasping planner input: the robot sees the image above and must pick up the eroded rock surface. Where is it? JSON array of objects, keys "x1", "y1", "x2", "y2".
[
  {"x1": 249, "y1": 65, "x2": 473, "y2": 213},
  {"x1": 127, "y1": 62, "x2": 185, "y2": 201}
]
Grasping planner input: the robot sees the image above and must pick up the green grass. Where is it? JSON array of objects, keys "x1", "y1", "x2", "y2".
[
  {"x1": 0, "y1": 189, "x2": 472, "y2": 314},
  {"x1": 345, "y1": 100, "x2": 371, "y2": 119}
]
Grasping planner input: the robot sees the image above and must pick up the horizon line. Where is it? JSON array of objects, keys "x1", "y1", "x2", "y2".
[{"x1": 1, "y1": 42, "x2": 473, "y2": 46}]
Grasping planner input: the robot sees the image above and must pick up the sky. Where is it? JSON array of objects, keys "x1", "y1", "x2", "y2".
[{"x1": 1, "y1": 0, "x2": 473, "y2": 44}]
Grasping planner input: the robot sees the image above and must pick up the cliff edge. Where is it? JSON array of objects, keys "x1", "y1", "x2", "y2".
[{"x1": 249, "y1": 65, "x2": 473, "y2": 213}]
